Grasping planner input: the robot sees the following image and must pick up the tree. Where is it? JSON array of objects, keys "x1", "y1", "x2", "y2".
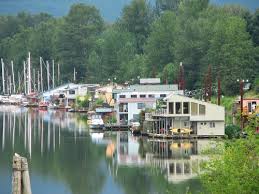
[
  {"x1": 120, "y1": 0, "x2": 153, "y2": 53},
  {"x1": 144, "y1": 11, "x2": 177, "y2": 76},
  {"x1": 201, "y1": 134, "x2": 259, "y2": 194},
  {"x1": 56, "y1": 4, "x2": 104, "y2": 82}
]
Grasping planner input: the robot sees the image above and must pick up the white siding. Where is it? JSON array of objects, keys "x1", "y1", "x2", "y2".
[{"x1": 197, "y1": 121, "x2": 224, "y2": 136}]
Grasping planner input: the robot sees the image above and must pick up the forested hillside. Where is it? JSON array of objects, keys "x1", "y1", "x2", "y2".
[{"x1": 0, "y1": 0, "x2": 258, "y2": 95}]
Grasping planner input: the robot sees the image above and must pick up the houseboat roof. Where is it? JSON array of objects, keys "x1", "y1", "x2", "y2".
[
  {"x1": 164, "y1": 94, "x2": 225, "y2": 108},
  {"x1": 113, "y1": 84, "x2": 179, "y2": 94}
]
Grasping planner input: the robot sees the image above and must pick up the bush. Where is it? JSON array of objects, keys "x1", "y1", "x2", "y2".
[{"x1": 225, "y1": 125, "x2": 241, "y2": 139}]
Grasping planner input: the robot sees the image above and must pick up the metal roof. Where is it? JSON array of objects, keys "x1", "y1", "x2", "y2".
[{"x1": 113, "y1": 84, "x2": 178, "y2": 93}]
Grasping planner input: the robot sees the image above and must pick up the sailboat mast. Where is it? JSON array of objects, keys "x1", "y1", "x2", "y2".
[
  {"x1": 23, "y1": 61, "x2": 26, "y2": 94},
  {"x1": 52, "y1": 60, "x2": 55, "y2": 88},
  {"x1": 18, "y1": 72, "x2": 21, "y2": 93},
  {"x1": 28, "y1": 52, "x2": 31, "y2": 94},
  {"x1": 40, "y1": 57, "x2": 43, "y2": 92},
  {"x1": 33, "y1": 68, "x2": 36, "y2": 92},
  {"x1": 11, "y1": 61, "x2": 15, "y2": 94},
  {"x1": 1, "y1": 58, "x2": 5, "y2": 94},
  {"x1": 58, "y1": 63, "x2": 60, "y2": 86},
  {"x1": 47, "y1": 61, "x2": 50, "y2": 91},
  {"x1": 37, "y1": 70, "x2": 40, "y2": 92}
]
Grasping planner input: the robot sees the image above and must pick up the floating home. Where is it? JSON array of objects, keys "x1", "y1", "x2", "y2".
[
  {"x1": 113, "y1": 78, "x2": 183, "y2": 125},
  {"x1": 146, "y1": 94, "x2": 225, "y2": 138}
]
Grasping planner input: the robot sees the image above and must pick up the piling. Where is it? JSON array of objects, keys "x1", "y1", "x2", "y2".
[{"x1": 12, "y1": 153, "x2": 32, "y2": 194}]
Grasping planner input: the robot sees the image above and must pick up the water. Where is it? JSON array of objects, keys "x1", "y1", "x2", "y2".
[{"x1": 0, "y1": 106, "x2": 213, "y2": 194}]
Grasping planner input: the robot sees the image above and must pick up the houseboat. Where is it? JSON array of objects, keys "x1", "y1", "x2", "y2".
[{"x1": 145, "y1": 94, "x2": 225, "y2": 138}]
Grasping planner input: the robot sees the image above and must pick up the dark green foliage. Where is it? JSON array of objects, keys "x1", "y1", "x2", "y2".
[
  {"x1": 0, "y1": 1, "x2": 258, "y2": 94},
  {"x1": 225, "y1": 125, "x2": 241, "y2": 139}
]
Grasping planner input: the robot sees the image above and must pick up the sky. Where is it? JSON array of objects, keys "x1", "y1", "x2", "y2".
[{"x1": 0, "y1": 0, "x2": 258, "y2": 21}]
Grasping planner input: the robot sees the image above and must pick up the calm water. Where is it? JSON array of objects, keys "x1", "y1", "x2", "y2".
[{"x1": 0, "y1": 105, "x2": 213, "y2": 194}]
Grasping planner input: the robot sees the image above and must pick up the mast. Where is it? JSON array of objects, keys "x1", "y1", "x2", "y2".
[
  {"x1": 73, "y1": 67, "x2": 76, "y2": 82},
  {"x1": 40, "y1": 57, "x2": 43, "y2": 92},
  {"x1": 18, "y1": 72, "x2": 21, "y2": 94},
  {"x1": 47, "y1": 60, "x2": 50, "y2": 91},
  {"x1": 33, "y1": 68, "x2": 36, "y2": 92},
  {"x1": 58, "y1": 63, "x2": 60, "y2": 86},
  {"x1": 23, "y1": 61, "x2": 26, "y2": 94},
  {"x1": 1, "y1": 58, "x2": 5, "y2": 94},
  {"x1": 28, "y1": 52, "x2": 31, "y2": 94},
  {"x1": 52, "y1": 60, "x2": 55, "y2": 88},
  {"x1": 37, "y1": 70, "x2": 40, "y2": 92},
  {"x1": 11, "y1": 61, "x2": 15, "y2": 94}
]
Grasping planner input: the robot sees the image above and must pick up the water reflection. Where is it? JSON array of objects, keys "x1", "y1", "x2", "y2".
[{"x1": 0, "y1": 106, "x2": 216, "y2": 194}]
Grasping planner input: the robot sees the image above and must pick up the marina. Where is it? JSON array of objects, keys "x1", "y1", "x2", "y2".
[{"x1": 0, "y1": 106, "x2": 214, "y2": 194}]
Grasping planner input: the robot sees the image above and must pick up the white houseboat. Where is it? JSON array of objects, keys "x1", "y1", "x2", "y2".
[{"x1": 145, "y1": 94, "x2": 225, "y2": 138}]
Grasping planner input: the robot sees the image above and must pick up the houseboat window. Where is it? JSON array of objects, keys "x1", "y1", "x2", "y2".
[
  {"x1": 148, "y1": 94, "x2": 155, "y2": 98},
  {"x1": 140, "y1": 94, "x2": 146, "y2": 98},
  {"x1": 201, "y1": 122, "x2": 203, "y2": 125},
  {"x1": 183, "y1": 102, "x2": 189, "y2": 114},
  {"x1": 137, "y1": 103, "x2": 145, "y2": 109},
  {"x1": 131, "y1": 95, "x2": 137, "y2": 98},
  {"x1": 119, "y1": 95, "x2": 126, "y2": 98},
  {"x1": 191, "y1": 102, "x2": 198, "y2": 115},
  {"x1": 210, "y1": 122, "x2": 215, "y2": 128},
  {"x1": 160, "y1": 94, "x2": 166, "y2": 98},
  {"x1": 199, "y1": 104, "x2": 206, "y2": 115},
  {"x1": 176, "y1": 102, "x2": 182, "y2": 114},
  {"x1": 169, "y1": 102, "x2": 174, "y2": 114},
  {"x1": 69, "y1": 90, "x2": 75, "y2": 94}
]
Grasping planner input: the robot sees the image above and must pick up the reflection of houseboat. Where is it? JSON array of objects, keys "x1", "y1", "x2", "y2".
[{"x1": 145, "y1": 94, "x2": 225, "y2": 138}]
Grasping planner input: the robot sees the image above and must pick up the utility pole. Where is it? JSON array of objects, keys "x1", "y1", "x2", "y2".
[
  {"x1": 217, "y1": 76, "x2": 221, "y2": 106},
  {"x1": 239, "y1": 79, "x2": 244, "y2": 130},
  {"x1": 52, "y1": 60, "x2": 55, "y2": 88},
  {"x1": 40, "y1": 57, "x2": 43, "y2": 92},
  {"x1": 11, "y1": 61, "x2": 15, "y2": 94},
  {"x1": 178, "y1": 62, "x2": 185, "y2": 92},
  {"x1": 47, "y1": 61, "x2": 50, "y2": 91},
  {"x1": 1, "y1": 58, "x2": 5, "y2": 94}
]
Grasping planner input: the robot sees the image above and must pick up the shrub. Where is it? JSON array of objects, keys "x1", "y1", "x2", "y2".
[{"x1": 225, "y1": 125, "x2": 241, "y2": 139}]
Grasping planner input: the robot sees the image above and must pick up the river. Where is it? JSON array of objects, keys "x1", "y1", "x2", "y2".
[{"x1": 0, "y1": 105, "x2": 216, "y2": 194}]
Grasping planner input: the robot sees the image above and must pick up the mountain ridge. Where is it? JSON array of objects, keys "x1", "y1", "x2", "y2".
[{"x1": 0, "y1": 0, "x2": 258, "y2": 21}]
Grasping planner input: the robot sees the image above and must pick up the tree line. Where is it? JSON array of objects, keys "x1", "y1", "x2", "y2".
[{"x1": 0, "y1": 0, "x2": 258, "y2": 95}]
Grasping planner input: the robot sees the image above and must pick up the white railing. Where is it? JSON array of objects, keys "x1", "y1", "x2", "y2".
[{"x1": 153, "y1": 108, "x2": 167, "y2": 115}]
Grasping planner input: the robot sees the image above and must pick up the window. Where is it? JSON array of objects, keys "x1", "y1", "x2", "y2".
[
  {"x1": 131, "y1": 95, "x2": 137, "y2": 98},
  {"x1": 69, "y1": 90, "x2": 75, "y2": 94},
  {"x1": 169, "y1": 102, "x2": 174, "y2": 114},
  {"x1": 210, "y1": 122, "x2": 215, "y2": 128},
  {"x1": 119, "y1": 95, "x2": 126, "y2": 98},
  {"x1": 148, "y1": 94, "x2": 155, "y2": 98},
  {"x1": 191, "y1": 102, "x2": 198, "y2": 115},
  {"x1": 137, "y1": 103, "x2": 145, "y2": 109},
  {"x1": 199, "y1": 104, "x2": 206, "y2": 115},
  {"x1": 133, "y1": 114, "x2": 139, "y2": 121},
  {"x1": 176, "y1": 102, "x2": 182, "y2": 114},
  {"x1": 160, "y1": 94, "x2": 166, "y2": 98},
  {"x1": 140, "y1": 94, "x2": 146, "y2": 98},
  {"x1": 183, "y1": 102, "x2": 189, "y2": 114}
]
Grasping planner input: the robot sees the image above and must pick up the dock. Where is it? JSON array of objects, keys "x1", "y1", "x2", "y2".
[
  {"x1": 104, "y1": 124, "x2": 129, "y2": 131},
  {"x1": 146, "y1": 133, "x2": 224, "y2": 139}
]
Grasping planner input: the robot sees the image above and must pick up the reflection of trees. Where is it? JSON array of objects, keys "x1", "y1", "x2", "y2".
[{"x1": 0, "y1": 112, "x2": 106, "y2": 194}]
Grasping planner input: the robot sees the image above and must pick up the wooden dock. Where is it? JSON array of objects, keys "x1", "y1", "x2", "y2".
[
  {"x1": 104, "y1": 124, "x2": 129, "y2": 131},
  {"x1": 146, "y1": 133, "x2": 224, "y2": 139}
]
